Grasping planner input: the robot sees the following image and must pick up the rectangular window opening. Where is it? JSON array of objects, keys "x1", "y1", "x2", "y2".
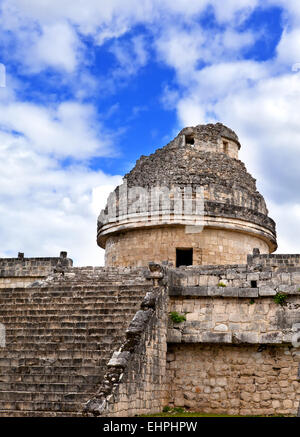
[
  {"x1": 251, "y1": 280, "x2": 257, "y2": 288},
  {"x1": 176, "y1": 248, "x2": 193, "y2": 267},
  {"x1": 185, "y1": 135, "x2": 194, "y2": 146}
]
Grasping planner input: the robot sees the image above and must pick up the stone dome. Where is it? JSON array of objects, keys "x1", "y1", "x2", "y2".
[{"x1": 98, "y1": 123, "x2": 277, "y2": 267}]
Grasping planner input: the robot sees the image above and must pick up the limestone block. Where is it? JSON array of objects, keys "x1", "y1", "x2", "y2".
[
  {"x1": 259, "y1": 332, "x2": 283, "y2": 344},
  {"x1": 238, "y1": 288, "x2": 258, "y2": 297},
  {"x1": 233, "y1": 332, "x2": 259, "y2": 344},
  {"x1": 221, "y1": 287, "x2": 240, "y2": 297},
  {"x1": 214, "y1": 324, "x2": 228, "y2": 332},
  {"x1": 202, "y1": 332, "x2": 232, "y2": 343},
  {"x1": 291, "y1": 272, "x2": 300, "y2": 285},
  {"x1": 259, "y1": 286, "x2": 276, "y2": 296},
  {"x1": 167, "y1": 329, "x2": 182, "y2": 343},
  {"x1": 186, "y1": 312, "x2": 199, "y2": 322}
]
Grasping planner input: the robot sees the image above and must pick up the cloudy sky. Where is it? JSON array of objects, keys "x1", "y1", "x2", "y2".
[{"x1": 0, "y1": 0, "x2": 300, "y2": 265}]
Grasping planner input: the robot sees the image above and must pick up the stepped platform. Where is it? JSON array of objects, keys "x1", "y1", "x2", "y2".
[{"x1": 0, "y1": 267, "x2": 150, "y2": 416}]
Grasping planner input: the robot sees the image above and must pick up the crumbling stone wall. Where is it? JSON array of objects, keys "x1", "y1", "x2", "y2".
[
  {"x1": 166, "y1": 344, "x2": 300, "y2": 416},
  {"x1": 168, "y1": 295, "x2": 300, "y2": 344},
  {"x1": 0, "y1": 252, "x2": 72, "y2": 288},
  {"x1": 0, "y1": 266, "x2": 151, "y2": 416},
  {"x1": 166, "y1": 255, "x2": 300, "y2": 416},
  {"x1": 105, "y1": 227, "x2": 270, "y2": 267},
  {"x1": 1, "y1": 254, "x2": 300, "y2": 417},
  {"x1": 98, "y1": 123, "x2": 277, "y2": 268},
  {"x1": 84, "y1": 264, "x2": 169, "y2": 417}
]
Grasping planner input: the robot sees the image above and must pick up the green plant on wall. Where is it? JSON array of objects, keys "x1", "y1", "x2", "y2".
[
  {"x1": 169, "y1": 311, "x2": 186, "y2": 323},
  {"x1": 273, "y1": 292, "x2": 287, "y2": 306},
  {"x1": 218, "y1": 281, "x2": 227, "y2": 287}
]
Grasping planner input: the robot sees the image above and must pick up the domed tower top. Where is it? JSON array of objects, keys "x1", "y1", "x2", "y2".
[
  {"x1": 98, "y1": 122, "x2": 277, "y2": 267},
  {"x1": 175, "y1": 122, "x2": 241, "y2": 159}
]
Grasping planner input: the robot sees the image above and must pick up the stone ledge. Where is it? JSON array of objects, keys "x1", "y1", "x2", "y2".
[
  {"x1": 169, "y1": 286, "x2": 259, "y2": 298},
  {"x1": 167, "y1": 328, "x2": 294, "y2": 345},
  {"x1": 169, "y1": 285, "x2": 300, "y2": 298}
]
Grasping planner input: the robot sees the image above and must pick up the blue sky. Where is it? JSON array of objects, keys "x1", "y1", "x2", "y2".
[{"x1": 0, "y1": 0, "x2": 300, "y2": 265}]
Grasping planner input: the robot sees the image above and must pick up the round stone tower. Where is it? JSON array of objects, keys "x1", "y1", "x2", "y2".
[{"x1": 97, "y1": 123, "x2": 277, "y2": 267}]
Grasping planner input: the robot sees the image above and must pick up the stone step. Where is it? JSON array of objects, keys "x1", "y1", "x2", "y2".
[
  {"x1": 0, "y1": 374, "x2": 102, "y2": 384},
  {"x1": 0, "y1": 283, "x2": 148, "y2": 291},
  {"x1": 0, "y1": 291, "x2": 145, "y2": 298},
  {"x1": 0, "y1": 294, "x2": 146, "y2": 302},
  {"x1": 0, "y1": 391, "x2": 95, "y2": 402},
  {"x1": 4, "y1": 325, "x2": 125, "y2": 332},
  {"x1": 0, "y1": 365, "x2": 102, "y2": 375},
  {"x1": 0, "y1": 399, "x2": 88, "y2": 412},
  {"x1": 0, "y1": 342, "x2": 117, "y2": 350},
  {"x1": 4, "y1": 336, "x2": 122, "y2": 341},
  {"x1": 0, "y1": 382, "x2": 98, "y2": 393},
  {"x1": 0, "y1": 410, "x2": 84, "y2": 417},
  {"x1": 0, "y1": 351, "x2": 112, "y2": 359},
  {"x1": 0, "y1": 272, "x2": 148, "y2": 416},
  {"x1": 1, "y1": 303, "x2": 135, "y2": 311},
  {"x1": 0, "y1": 318, "x2": 129, "y2": 325},
  {"x1": 0, "y1": 303, "x2": 140, "y2": 310},
  {"x1": 0, "y1": 349, "x2": 110, "y2": 357},
  {"x1": 0, "y1": 357, "x2": 111, "y2": 367}
]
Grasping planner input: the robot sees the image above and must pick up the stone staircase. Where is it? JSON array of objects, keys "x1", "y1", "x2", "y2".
[{"x1": 0, "y1": 267, "x2": 150, "y2": 416}]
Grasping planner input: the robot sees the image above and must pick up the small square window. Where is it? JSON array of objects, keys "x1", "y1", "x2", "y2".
[
  {"x1": 185, "y1": 135, "x2": 194, "y2": 146},
  {"x1": 176, "y1": 248, "x2": 193, "y2": 267}
]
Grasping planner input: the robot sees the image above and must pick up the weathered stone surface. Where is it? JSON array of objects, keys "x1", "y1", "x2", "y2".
[
  {"x1": 167, "y1": 329, "x2": 182, "y2": 343},
  {"x1": 108, "y1": 351, "x2": 131, "y2": 368},
  {"x1": 126, "y1": 310, "x2": 153, "y2": 335},
  {"x1": 166, "y1": 344, "x2": 299, "y2": 416},
  {"x1": 201, "y1": 332, "x2": 232, "y2": 343},
  {"x1": 2, "y1": 120, "x2": 300, "y2": 418},
  {"x1": 98, "y1": 123, "x2": 277, "y2": 267},
  {"x1": 259, "y1": 286, "x2": 276, "y2": 296},
  {"x1": 0, "y1": 253, "x2": 73, "y2": 288},
  {"x1": 0, "y1": 266, "x2": 151, "y2": 417}
]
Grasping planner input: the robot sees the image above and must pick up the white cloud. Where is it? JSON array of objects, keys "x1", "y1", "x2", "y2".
[
  {"x1": 2, "y1": 0, "x2": 300, "y2": 261},
  {"x1": 0, "y1": 0, "x2": 270, "y2": 74},
  {"x1": 177, "y1": 98, "x2": 206, "y2": 126},
  {"x1": 0, "y1": 81, "x2": 121, "y2": 265},
  {"x1": 276, "y1": 28, "x2": 300, "y2": 67},
  {"x1": 0, "y1": 100, "x2": 114, "y2": 159},
  {"x1": 169, "y1": 63, "x2": 300, "y2": 253},
  {"x1": 211, "y1": 0, "x2": 259, "y2": 23},
  {"x1": 109, "y1": 35, "x2": 149, "y2": 77},
  {"x1": 155, "y1": 25, "x2": 258, "y2": 85},
  {"x1": 155, "y1": 26, "x2": 206, "y2": 77},
  {"x1": 0, "y1": 129, "x2": 122, "y2": 265},
  {"x1": 30, "y1": 22, "x2": 80, "y2": 73}
]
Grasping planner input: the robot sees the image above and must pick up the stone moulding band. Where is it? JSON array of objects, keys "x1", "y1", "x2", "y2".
[{"x1": 97, "y1": 215, "x2": 277, "y2": 252}]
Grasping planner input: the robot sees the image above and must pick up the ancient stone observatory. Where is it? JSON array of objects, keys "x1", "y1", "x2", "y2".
[{"x1": 97, "y1": 123, "x2": 277, "y2": 267}]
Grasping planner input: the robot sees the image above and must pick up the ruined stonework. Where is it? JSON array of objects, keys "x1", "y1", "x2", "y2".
[
  {"x1": 0, "y1": 123, "x2": 299, "y2": 417},
  {"x1": 0, "y1": 264, "x2": 152, "y2": 416},
  {"x1": 98, "y1": 123, "x2": 277, "y2": 267},
  {"x1": 0, "y1": 252, "x2": 73, "y2": 288},
  {"x1": 167, "y1": 344, "x2": 299, "y2": 416},
  {"x1": 84, "y1": 264, "x2": 169, "y2": 417}
]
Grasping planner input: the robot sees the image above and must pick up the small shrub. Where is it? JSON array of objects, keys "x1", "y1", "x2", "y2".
[
  {"x1": 218, "y1": 281, "x2": 227, "y2": 287},
  {"x1": 173, "y1": 407, "x2": 185, "y2": 413},
  {"x1": 169, "y1": 311, "x2": 186, "y2": 323},
  {"x1": 249, "y1": 299, "x2": 255, "y2": 305},
  {"x1": 162, "y1": 407, "x2": 186, "y2": 415},
  {"x1": 273, "y1": 292, "x2": 287, "y2": 306}
]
